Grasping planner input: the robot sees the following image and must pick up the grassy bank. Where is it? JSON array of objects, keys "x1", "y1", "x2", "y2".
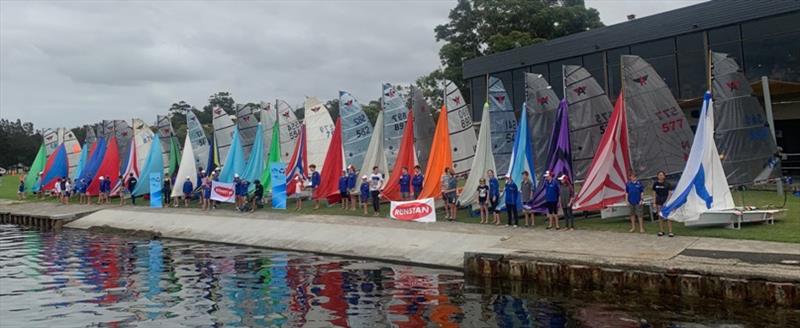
[{"x1": 2, "y1": 174, "x2": 797, "y2": 243}]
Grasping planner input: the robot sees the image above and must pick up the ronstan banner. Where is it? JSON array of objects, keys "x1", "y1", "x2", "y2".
[{"x1": 390, "y1": 198, "x2": 436, "y2": 223}]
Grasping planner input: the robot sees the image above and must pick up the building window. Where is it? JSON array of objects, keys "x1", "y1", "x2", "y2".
[
  {"x1": 606, "y1": 47, "x2": 630, "y2": 99},
  {"x1": 742, "y1": 13, "x2": 800, "y2": 82},
  {"x1": 471, "y1": 77, "x2": 487, "y2": 121},
  {"x1": 709, "y1": 24, "x2": 742, "y2": 65},
  {"x1": 583, "y1": 52, "x2": 606, "y2": 91},
  {"x1": 676, "y1": 32, "x2": 707, "y2": 99},
  {"x1": 511, "y1": 68, "x2": 528, "y2": 113},
  {"x1": 631, "y1": 38, "x2": 678, "y2": 97},
  {"x1": 548, "y1": 57, "x2": 581, "y2": 98}
]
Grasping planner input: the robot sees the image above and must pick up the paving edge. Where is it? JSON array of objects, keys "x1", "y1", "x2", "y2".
[{"x1": 464, "y1": 251, "x2": 800, "y2": 308}]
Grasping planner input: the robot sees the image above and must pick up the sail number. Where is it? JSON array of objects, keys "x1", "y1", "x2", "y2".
[
  {"x1": 456, "y1": 108, "x2": 472, "y2": 129},
  {"x1": 352, "y1": 114, "x2": 368, "y2": 126},
  {"x1": 655, "y1": 107, "x2": 681, "y2": 120},
  {"x1": 661, "y1": 118, "x2": 684, "y2": 133},
  {"x1": 319, "y1": 124, "x2": 335, "y2": 138},
  {"x1": 595, "y1": 112, "x2": 611, "y2": 134},
  {"x1": 355, "y1": 126, "x2": 371, "y2": 139}
]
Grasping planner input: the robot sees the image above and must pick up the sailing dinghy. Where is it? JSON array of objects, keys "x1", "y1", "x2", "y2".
[
  {"x1": 236, "y1": 103, "x2": 259, "y2": 160},
  {"x1": 444, "y1": 80, "x2": 478, "y2": 176},
  {"x1": 382, "y1": 83, "x2": 406, "y2": 168},
  {"x1": 412, "y1": 86, "x2": 436, "y2": 171},
  {"x1": 564, "y1": 65, "x2": 614, "y2": 181},
  {"x1": 62, "y1": 129, "x2": 82, "y2": 178},
  {"x1": 186, "y1": 110, "x2": 210, "y2": 170},
  {"x1": 623, "y1": 55, "x2": 693, "y2": 178},
  {"x1": 277, "y1": 99, "x2": 302, "y2": 163},
  {"x1": 157, "y1": 115, "x2": 181, "y2": 177},
  {"x1": 170, "y1": 134, "x2": 199, "y2": 198},
  {"x1": 526, "y1": 73, "x2": 560, "y2": 180},
  {"x1": 382, "y1": 109, "x2": 418, "y2": 201},
  {"x1": 212, "y1": 106, "x2": 236, "y2": 164},
  {"x1": 339, "y1": 91, "x2": 373, "y2": 169},
  {"x1": 458, "y1": 101, "x2": 496, "y2": 208},
  {"x1": 359, "y1": 110, "x2": 389, "y2": 177},
  {"x1": 711, "y1": 51, "x2": 781, "y2": 185},
  {"x1": 304, "y1": 96, "x2": 336, "y2": 173},
  {"x1": 488, "y1": 77, "x2": 516, "y2": 176}
]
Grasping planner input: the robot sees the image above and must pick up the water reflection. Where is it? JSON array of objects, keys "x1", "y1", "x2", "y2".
[{"x1": 0, "y1": 225, "x2": 797, "y2": 327}]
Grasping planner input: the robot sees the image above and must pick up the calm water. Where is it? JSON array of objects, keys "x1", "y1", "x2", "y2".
[{"x1": 1, "y1": 226, "x2": 797, "y2": 328}]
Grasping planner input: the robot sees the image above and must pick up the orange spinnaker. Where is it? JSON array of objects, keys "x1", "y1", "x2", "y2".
[
  {"x1": 417, "y1": 105, "x2": 452, "y2": 199},
  {"x1": 314, "y1": 118, "x2": 343, "y2": 204},
  {"x1": 382, "y1": 110, "x2": 417, "y2": 201}
]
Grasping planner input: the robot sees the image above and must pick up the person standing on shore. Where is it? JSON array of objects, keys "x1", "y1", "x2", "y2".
[
  {"x1": 37, "y1": 172, "x2": 43, "y2": 200},
  {"x1": 441, "y1": 168, "x2": 458, "y2": 222},
  {"x1": 163, "y1": 176, "x2": 172, "y2": 207},
  {"x1": 398, "y1": 167, "x2": 411, "y2": 201},
  {"x1": 127, "y1": 174, "x2": 137, "y2": 206},
  {"x1": 626, "y1": 172, "x2": 645, "y2": 233},
  {"x1": 653, "y1": 171, "x2": 674, "y2": 237},
  {"x1": 118, "y1": 175, "x2": 128, "y2": 206},
  {"x1": 339, "y1": 170, "x2": 350, "y2": 209},
  {"x1": 347, "y1": 166, "x2": 358, "y2": 210},
  {"x1": 309, "y1": 164, "x2": 321, "y2": 210},
  {"x1": 201, "y1": 174, "x2": 211, "y2": 211},
  {"x1": 17, "y1": 178, "x2": 25, "y2": 200},
  {"x1": 369, "y1": 166, "x2": 384, "y2": 216},
  {"x1": 95, "y1": 176, "x2": 104, "y2": 205},
  {"x1": 294, "y1": 174, "x2": 305, "y2": 211},
  {"x1": 477, "y1": 178, "x2": 489, "y2": 224},
  {"x1": 543, "y1": 171, "x2": 560, "y2": 230},
  {"x1": 411, "y1": 165, "x2": 424, "y2": 200},
  {"x1": 488, "y1": 170, "x2": 500, "y2": 225},
  {"x1": 252, "y1": 179, "x2": 263, "y2": 212},
  {"x1": 520, "y1": 171, "x2": 534, "y2": 227},
  {"x1": 504, "y1": 176, "x2": 520, "y2": 227},
  {"x1": 63, "y1": 178, "x2": 71, "y2": 205},
  {"x1": 559, "y1": 175, "x2": 575, "y2": 231},
  {"x1": 359, "y1": 175, "x2": 370, "y2": 215},
  {"x1": 78, "y1": 178, "x2": 89, "y2": 204},
  {"x1": 182, "y1": 176, "x2": 193, "y2": 208}
]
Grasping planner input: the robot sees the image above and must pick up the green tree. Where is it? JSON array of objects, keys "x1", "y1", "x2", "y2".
[
  {"x1": 420, "y1": 0, "x2": 603, "y2": 98},
  {"x1": 325, "y1": 99, "x2": 340, "y2": 122},
  {"x1": 0, "y1": 119, "x2": 41, "y2": 168}
]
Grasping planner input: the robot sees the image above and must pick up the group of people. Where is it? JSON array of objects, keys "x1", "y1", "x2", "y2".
[
  {"x1": 17, "y1": 172, "x2": 132, "y2": 206},
  {"x1": 16, "y1": 162, "x2": 676, "y2": 236}
]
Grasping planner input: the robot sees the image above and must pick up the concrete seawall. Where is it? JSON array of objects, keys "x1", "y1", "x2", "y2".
[{"x1": 56, "y1": 207, "x2": 800, "y2": 307}]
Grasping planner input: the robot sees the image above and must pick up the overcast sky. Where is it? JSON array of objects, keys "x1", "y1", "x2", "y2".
[{"x1": 0, "y1": 0, "x2": 704, "y2": 130}]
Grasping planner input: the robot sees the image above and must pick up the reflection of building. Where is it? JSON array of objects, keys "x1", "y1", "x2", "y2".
[{"x1": 462, "y1": 1, "x2": 800, "y2": 174}]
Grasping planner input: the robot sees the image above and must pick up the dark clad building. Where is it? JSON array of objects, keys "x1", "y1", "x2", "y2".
[{"x1": 461, "y1": 0, "x2": 800, "y2": 172}]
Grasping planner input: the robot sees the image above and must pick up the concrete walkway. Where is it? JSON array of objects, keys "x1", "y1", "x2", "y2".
[{"x1": 45, "y1": 205, "x2": 799, "y2": 282}]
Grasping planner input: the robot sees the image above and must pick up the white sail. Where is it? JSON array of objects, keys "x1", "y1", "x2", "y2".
[
  {"x1": 42, "y1": 128, "x2": 60, "y2": 156},
  {"x1": 84, "y1": 126, "x2": 97, "y2": 146},
  {"x1": 303, "y1": 96, "x2": 335, "y2": 173},
  {"x1": 277, "y1": 99, "x2": 301, "y2": 163},
  {"x1": 382, "y1": 83, "x2": 406, "y2": 168},
  {"x1": 340, "y1": 91, "x2": 374, "y2": 169},
  {"x1": 157, "y1": 114, "x2": 180, "y2": 174},
  {"x1": 212, "y1": 106, "x2": 236, "y2": 163},
  {"x1": 259, "y1": 101, "x2": 277, "y2": 160},
  {"x1": 235, "y1": 103, "x2": 259, "y2": 160},
  {"x1": 458, "y1": 102, "x2": 496, "y2": 207},
  {"x1": 359, "y1": 110, "x2": 389, "y2": 176},
  {"x1": 132, "y1": 118, "x2": 155, "y2": 173},
  {"x1": 170, "y1": 135, "x2": 199, "y2": 197},
  {"x1": 661, "y1": 92, "x2": 735, "y2": 222},
  {"x1": 186, "y1": 110, "x2": 210, "y2": 170},
  {"x1": 62, "y1": 129, "x2": 82, "y2": 178},
  {"x1": 444, "y1": 80, "x2": 478, "y2": 175}
]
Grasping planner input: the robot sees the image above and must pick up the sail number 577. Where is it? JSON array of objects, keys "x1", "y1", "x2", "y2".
[{"x1": 661, "y1": 118, "x2": 684, "y2": 133}]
